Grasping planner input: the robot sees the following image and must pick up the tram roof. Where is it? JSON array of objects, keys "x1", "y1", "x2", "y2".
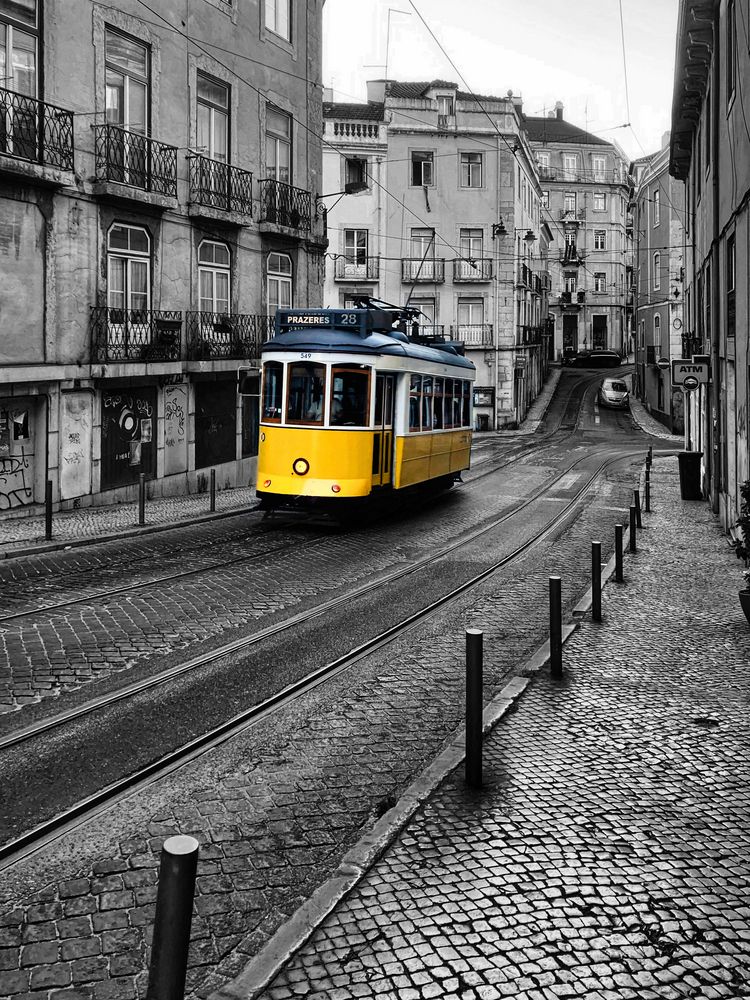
[{"x1": 263, "y1": 309, "x2": 475, "y2": 372}]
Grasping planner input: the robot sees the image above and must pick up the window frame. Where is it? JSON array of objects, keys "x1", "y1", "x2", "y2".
[
  {"x1": 593, "y1": 192, "x2": 607, "y2": 212},
  {"x1": 343, "y1": 228, "x2": 368, "y2": 266},
  {"x1": 653, "y1": 251, "x2": 661, "y2": 291},
  {"x1": 459, "y1": 151, "x2": 482, "y2": 188},
  {"x1": 563, "y1": 192, "x2": 576, "y2": 213},
  {"x1": 653, "y1": 189, "x2": 660, "y2": 226},
  {"x1": 593, "y1": 230, "x2": 606, "y2": 251},
  {"x1": 0, "y1": 0, "x2": 38, "y2": 98},
  {"x1": 104, "y1": 27, "x2": 150, "y2": 134},
  {"x1": 265, "y1": 105, "x2": 291, "y2": 184},
  {"x1": 562, "y1": 153, "x2": 577, "y2": 180},
  {"x1": 592, "y1": 155, "x2": 606, "y2": 182},
  {"x1": 198, "y1": 239, "x2": 231, "y2": 314},
  {"x1": 594, "y1": 272, "x2": 606, "y2": 293},
  {"x1": 411, "y1": 150, "x2": 434, "y2": 187},
  {"x1": 107, "y1": 222, "x2": 151, "y2": 315},
  {"x1": 267, "y1": 251, "x2": 293, "y2": 316},
  {"x1": 197, "y1": 71, "x2": 230, "y2": 163},
  {"x1": 264, "y1": 0, "x2": 291, "y2": 41}
]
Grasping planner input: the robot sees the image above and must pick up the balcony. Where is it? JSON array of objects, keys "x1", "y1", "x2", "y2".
[
  {"x1": 452, "y1": 323, "x2": 493, "y2": 347},
  {"x1": 401, "y1": 258, "x2": 445, "y2": 283},
  {"x1": 188, "y1": 154, "x2": 253, "y2": 223},
  {"x1": 91, "y1": 307, "x2": 182, "y2": 363},
  {"x1": 259, "y1": 178, "x2": 311, "y2": 233},
  {"x1": 186, "y1": 312, "x2": 273, "y2": 361},
  {"x1": 538, "y1": 166, "x2": 556, "y2": 180},
  {"x1": 453, "y1": 258, "x2": 492, "y2": 282},
  {"x1": 334, "y1": 257, "x2": 380, "y2": 281},
  {"x1": 93, "y1": 124, "x2": 177, "y2": 207},
  {"x1": 328, "y1": 120, "x2": 382, "y2": 144},
  {"x1": 519, "y1": 325, "x2": 543, "y2": 345},
  {"x1": 0, "y1": 87, "x2": 74, "y2": 182},
  {"x1": 437, "y1": 114, "x2": 456, "y2": 130}
]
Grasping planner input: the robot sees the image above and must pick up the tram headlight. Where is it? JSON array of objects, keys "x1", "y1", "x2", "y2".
[
  {"x1": 331, "y1": 484, "x2": 341, "y2": 493},
  {"x1": 263, "y1": 479, "x2": 272, "y2": 488},
  {"x1": 292, "y1": 458, "x2": 309, "y2": 476}
]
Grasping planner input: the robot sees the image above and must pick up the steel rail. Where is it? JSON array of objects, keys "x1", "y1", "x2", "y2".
[{"x1": 0, "y1": 447, "x2": 644, "y2": 871}]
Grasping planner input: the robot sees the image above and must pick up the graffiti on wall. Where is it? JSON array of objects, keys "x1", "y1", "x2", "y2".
[
  {"x1": 101, "y1": 390, "x2": 157, "y2": 491},
  {"x1": 60, "y1": 392, "x2": 93, "y2": 501},
  {"x1": 164, "y1": 383, "x2": 187, "y2": 476},
  {"x1": 0, "y1": 406, "x2": 34, "y2": 509}
]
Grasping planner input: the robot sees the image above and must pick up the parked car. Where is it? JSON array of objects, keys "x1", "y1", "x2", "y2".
[
  {"x1": 598, "y1": 377, "x2": 630, "y2": 409},
  {"x1": 570, "y1": 350, "x2": 622, "y2": 368}
]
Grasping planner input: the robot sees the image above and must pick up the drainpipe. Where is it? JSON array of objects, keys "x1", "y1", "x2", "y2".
[{"x1": 709, "y1": 3, "x2": 720, "y2": 513}]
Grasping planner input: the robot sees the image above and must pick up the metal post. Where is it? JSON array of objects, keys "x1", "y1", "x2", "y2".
[
  {"x1": 138, "y1": 473, "x2": 146, "y2": 527},
  {"x1": 591, "y1": 541, "x2": 602, "y2": 623},
  {"x1": 629, "y1": 505, "x2": 637, "y2": 553},
  {"x1": 146, "y1": 835, "x2": 199, "y2": 1000},
  {"x1": 210, "y1": 469, "x2": 216, "y2": 513},
  {"x1": 549, "y1": 576, "x2": 562, "y2": 679},
  {"x1": 647, "y1": 445, "x2": 653, "y2": 466},
  {"x1": 44, "y1": 480, "x2": 53, "y2": 541},
  {"x1": 465, "y1": 628, "x2": 483, "y2": 788},
  {"x1": 633, "y1": 489, "x2": 642, "y2": 528},
  {"x1": 615, "y1": 524, "x2": 624, "y2": 583},
  {"x1": 645, "y1": 469, "x2": 651, "y2": 512}
]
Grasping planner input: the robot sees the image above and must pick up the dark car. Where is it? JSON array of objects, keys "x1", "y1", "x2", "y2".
[{"x1": 571, "y1": 350, "x2": 622, "y2": 368}]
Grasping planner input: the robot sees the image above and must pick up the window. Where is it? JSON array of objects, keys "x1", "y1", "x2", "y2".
[
  {"x1": 460, "y1": 151, "x2": 482, "y2": 187},
  {"x1": 286, "y1": 362, "x2": 326, "y2": 424},
  {"x1": 409, "y1": 375, "x2": 422, "y2": 432},
  {"x1": 562, "y1": 154, "x2": 577, "y2": 180},
  {"x1": 197, "y1": 73, "x2": 229, "y2": 162},
  {"x1": 541, "y1": 190, "x2": 549, "y2": 209},
  {"x1": 459, "y1": 228, "x2": 483, "y2": 258},
  {"x1": 653, "y1": 251, "x2": 661, "y2": 290},
  {"x1": 593, "y1": 192, "x2": 607, "y2": 211},
  {"x1": 266, "y1": 106, "x2": 291, "y2": 183},
  {"x1": 267, "y1": 252, "x2": 292, "y2": 315},
  {"x1": 343, "y1": 229, "x2": 368, "y2": 274},
  {"x1": 411, "y1": 150, "x2": 433, "y2": 186},
  {"x1": 107, "y1": 223, "x2": 150, "y2": 315},
  {"x1": 265, "y1": 0, "x2": 291, "y2": 41},
  {"x1": 457, "y1": 298, "x2": 484, "y2": 333},
  {"x1": 564, "y1": 272, "x2": 577, "y2": 293},
  {"x1": 592, "y1": 155, "x2": 606, "y2": 182},
  {"x1": 105, "y1": 29, "x2": 148, "y2": 134},
  {"x1": 727, "y1": 233, "x2": 735, "y2": 338},
  {"x1": 653, "y1": 189, "x2": 660, "y2": 226},
  {"x1": 330, "y1": 366, "x2": 370, "y2": 426},
  {"x1": 198, "y1": 240, "x2": 230, "y2": 314},
  {"x1": 345, "y1": 157, "x2": 367, "y2": 187},
  {"x1": 563, "y1": 192, "x2": 576, "y2": 213},
  {"x1": 564, "y1": 229, "x2": 576, "y2": 249},
  {"x1": 594, "y1": 272, "x2": 606, "y2": 293},
  {"x1": 594, "y1": 230, "x2": 606, "y2": 251},
  {"x1": 0, "y1": 0, "x2": 37, "y2": 96},
  {"x1": 262, "y1": 360, "x2": 283, "y2": 421},
  {"x1": 727, "y1": 0, "x2": 735, "y2": 105},
  {"x1": 537, "y1": 151, "x2": 550, "y2": 176},
  {"x1": 653, "y1": 314, "x2": 661, "y2": 342},
  {"x1": 437, "y1": 94, "x2": 454, "y2": 117},
  {"x1": 411, "y1": 228, "x2": 434, "y2": 258}
]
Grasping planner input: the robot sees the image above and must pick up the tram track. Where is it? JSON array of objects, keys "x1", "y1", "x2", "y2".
[{"x1": 0, "y1": 444, "x2": 644, "y2": 871}]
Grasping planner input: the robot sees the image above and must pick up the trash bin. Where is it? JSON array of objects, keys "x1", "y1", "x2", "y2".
[{"x1": 677, "y1": 450, "x2": 703, "y2": 500}]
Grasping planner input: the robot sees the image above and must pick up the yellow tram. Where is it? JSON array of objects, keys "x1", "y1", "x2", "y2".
[{"x1": 255, "y1": 301, "x2": 476, "y2": 508}]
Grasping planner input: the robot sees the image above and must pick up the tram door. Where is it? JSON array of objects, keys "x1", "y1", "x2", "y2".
[{"x1": 372, "y1": 374, "x2": 395, "y2": 487}]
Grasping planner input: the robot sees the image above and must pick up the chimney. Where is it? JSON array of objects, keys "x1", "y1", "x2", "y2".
[
  {"x1": 554, "y1": 101, "x2": 564, "y2": 120},
  {"x1": 323, "y1": 86, "x2": 333, "y2": 103},
  {"x1": 367, "y1": 79, "x2": 388, "y2": 104}
]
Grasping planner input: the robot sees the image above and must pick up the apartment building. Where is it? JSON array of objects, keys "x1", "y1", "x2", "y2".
[
  {"x1": 670, "y1": 0, "x2": 749, "y2": 529},
  {"x1": 630, "y1": 134, "x2": 686, "y2": 434},
  {"x1": 524, "y1": 103, "x2": 632, "y2": 360},
  {"x1": 0, "y1": 0, "x2": 326, "y2": 518},
  {"x1": 323, "y1": 80, "x2": 553, "y2": 431}
]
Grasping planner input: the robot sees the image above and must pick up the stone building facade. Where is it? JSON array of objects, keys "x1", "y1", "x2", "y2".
[{"x1": 0, "y1": 0, "x2": 326, "y2": 517}]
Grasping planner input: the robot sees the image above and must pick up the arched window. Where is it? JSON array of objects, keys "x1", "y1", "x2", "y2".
[
  {"x1": 653, "y1": 251, "x2": 661, "y2": 291},
  {"x1": 654, "y1": 314, "x2": 661, "y2": 342},
  {"x1": 267, "y1": 252, "x2": 292, "y2": 315},
  {"x1": 198, "y1": 240, "x2": 230, "y2": 314},
  {"x1": 107, "y1": 223, "x2": 150, "y2": 314}
]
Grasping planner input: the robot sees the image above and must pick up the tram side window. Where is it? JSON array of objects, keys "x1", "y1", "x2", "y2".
[
  {"x1": 262, "y1": 361, "x2": 283, "y2": 421},
  {"x1": 409, "y1": 375, "x2": 422, "y2": 431},
  {"x1": 287, "y1": 363, "x2": 326, "y2": 424},
  {"x1": 444, "y1": 379, "x2": 456, "y2": 429},
  {"x1": 330, "y1": 367, "x2": 370, "y2": 426},
  {"x1": 433, "y1": 378, "x2": 444, "y2": 429},
  {"x1": 421, "y1": 376, "x2": 433, "y2": 430},
  {"x1": 462, "y1": 379, "x2": 471, "y2": 426}
]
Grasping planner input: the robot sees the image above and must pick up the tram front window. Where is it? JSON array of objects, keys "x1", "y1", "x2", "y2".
[
  {"x1": 330, "y1": 368, "x2": 370, "y2": 426},
  {"x1": 262, "y1": 361, "x2": 283, "y2": 421},
  {"x1": 287, "y1": 363, "x2": 326, "y2": 424}
]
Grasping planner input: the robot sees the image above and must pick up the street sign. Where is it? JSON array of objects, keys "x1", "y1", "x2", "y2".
[
  {"x1": 672, "y1": 359, "x2": 709, "y2": 386},
  {"x1": 656, "y1": 357, "x2": 671, "y2": 370},
  {"x1": 682, "y1": 375, "x2": 700, "y2": 391}
]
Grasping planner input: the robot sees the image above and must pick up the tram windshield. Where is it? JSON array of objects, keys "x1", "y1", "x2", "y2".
[
  {"x1": 262, "y1": 361, "x2": 283, "y2": 421},
  {"x1": 330, "y1": 367, "x2": 370, "y2": 426},
  {"x1": 287, "y1": 363, "x2": 326, "y2": 424}
]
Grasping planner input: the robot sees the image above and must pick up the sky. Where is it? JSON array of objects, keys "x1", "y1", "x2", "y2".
[{"x1": 322, "y1": 0, "x2": 679, "y2": 162}]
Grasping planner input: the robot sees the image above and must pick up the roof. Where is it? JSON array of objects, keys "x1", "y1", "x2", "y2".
[
  {"x1": 523, "y1": 115, "x2": 609, "y2": 147},
  {"x1": 386, "y1": 80, "x2": 509, "y2": 104},
  {"x1": 322, "y1": 102, "x2": 384, "y2": 121}
]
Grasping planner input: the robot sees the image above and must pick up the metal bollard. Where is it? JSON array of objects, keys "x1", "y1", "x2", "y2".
[
  {"x1": 138, "y1": 473, "x2": 146, "y2": 527},
  {"x1": 210, "y1": 469, "x2": 216, "y2": 513},
  {"x1": 549, "y1": 576, "x2": 562, "y2": 679},
  {"x1": 146, "y1": 835, "x2": 199, "y2": 1000},
  {"x1": 465, "y1": 628, "x2": 483, "y2": 788},
  {"x1": 629, "y1": 505, "x2": 637, "y2": 553},
  {"x1": 645, "y1": 469, "x2": 651, "y2": 512},
  {"x1": 615, "y1": 524, "x2": 624, "y2": 582},
  {"x1": 45, "y1": 480, "x2": 53, "y2": 541},
  {"x1": 633, "y1": 489, "x2": 642, "y2": 529},
  {"x1": 591, "y1": 541, "x2": 602, "y2": 623}
]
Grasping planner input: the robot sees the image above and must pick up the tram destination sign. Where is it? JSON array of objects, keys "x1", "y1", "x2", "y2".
[{"x1": 672, "y1": 359, "x2": 710, "y2": 386}]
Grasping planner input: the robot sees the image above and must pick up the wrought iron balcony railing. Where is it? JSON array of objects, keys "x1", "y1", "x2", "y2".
[
  {"x1": 334, "y1": 256, "x2": 380, "y2": 281},
  {"x1": 0, "y1": 87, "x2": 74, "y2": 170},
  {"x1": 188, "y1": 154, "x2": 253, "y2": 216},
  {"x1": 186, "y1": 312, "x2": 273, "y2": 360},
  {"x1": 259, "y1": 178, "x2": 311, "y2": 231},
  {"x1": 93, "y1": 124, "x2": 177, "y2": 198},
  {"x1": 452, "y1": 323, "x2": 493, "y2": 346},
  {"x1": 401, "y1": 258, "x2": 445, "y2": 283},
  {"x1": 453, "y1": 258, "x2": 492, "y2": 282},
  {"x1": 91, "y1": 307, "x2": 182, "y2": 363},
  {"x1": 520, "y1": 325, "x2": 543, "y2": 345}
]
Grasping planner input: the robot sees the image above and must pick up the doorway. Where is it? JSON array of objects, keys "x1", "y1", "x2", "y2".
[{"x1": 372, "y1": 374, "x2": 395, "y2": 487}]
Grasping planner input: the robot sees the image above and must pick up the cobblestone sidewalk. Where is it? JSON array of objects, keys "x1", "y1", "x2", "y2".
[{"x1": 235, "y1": 461, "x2": 750, "y2": 1000}]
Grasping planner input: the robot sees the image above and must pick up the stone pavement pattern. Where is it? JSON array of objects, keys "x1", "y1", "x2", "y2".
[{"x1": 256, "y1": 463, "x2": 750, "y2": 1000}]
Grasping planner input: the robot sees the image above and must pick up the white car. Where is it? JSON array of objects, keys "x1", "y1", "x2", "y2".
[{"x1": 598, "y1": 377, "x2": 630, "y2": 410}]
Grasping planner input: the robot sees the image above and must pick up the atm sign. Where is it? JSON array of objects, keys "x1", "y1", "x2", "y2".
[{"x1": 671, "y1": 359, "x2": 709, "y2": 385}]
